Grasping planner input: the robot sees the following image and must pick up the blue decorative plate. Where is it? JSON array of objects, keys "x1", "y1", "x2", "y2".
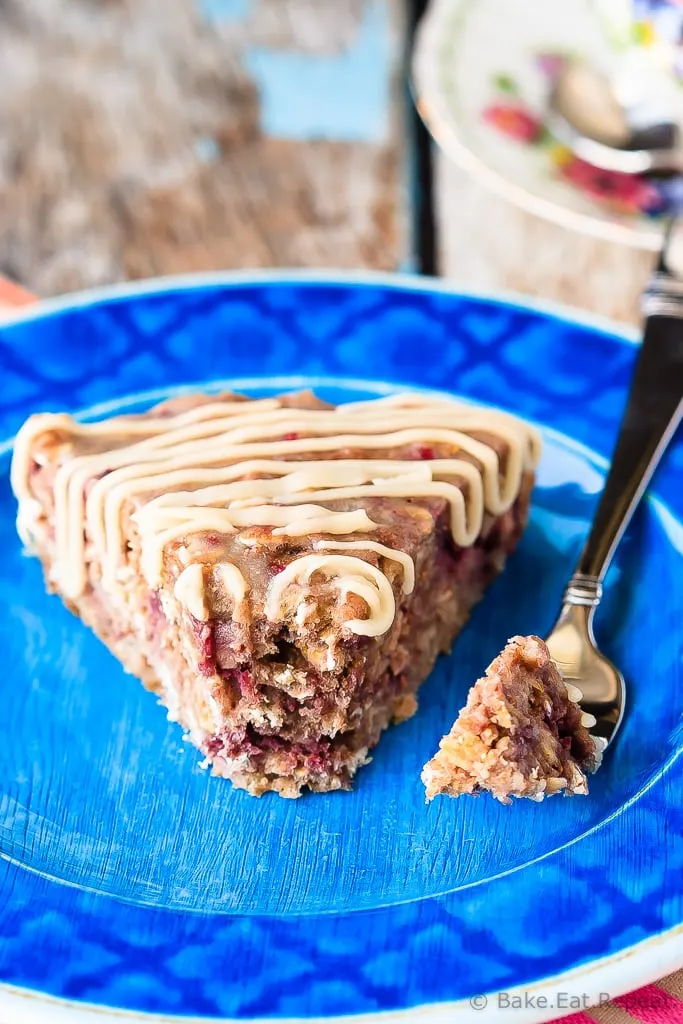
[{"x1": 0, "y1": 273, "x2": 681, "y2": 1024}]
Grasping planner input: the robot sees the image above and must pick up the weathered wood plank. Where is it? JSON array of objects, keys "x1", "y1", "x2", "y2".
[{"x1": 0, "y1": 0, "x2": 405, "y2": 295}]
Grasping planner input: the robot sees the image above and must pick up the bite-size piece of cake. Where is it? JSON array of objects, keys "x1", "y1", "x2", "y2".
[
  {"x1": 422, "y1": 635, "x2": 598, "y2": 803},
  {"x1": 11, "y1": 389, "x2": 540, "y2": 797}
]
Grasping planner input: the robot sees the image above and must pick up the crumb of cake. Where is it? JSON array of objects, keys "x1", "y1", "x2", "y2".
[
  {"x1": 11, "y1": 390, "x2": 540, "y2": 797},
  {"x1": 422, "y1": 635, "x2": 598, "y2": 804}
]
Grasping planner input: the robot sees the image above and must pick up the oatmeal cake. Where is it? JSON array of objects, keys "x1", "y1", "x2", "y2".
[
  {"x1": 11, "y1": 390, "x2": 540, "y2": 797},
  {"x1": 422, "y1": 635, "x2": 598, "y2": 803}
]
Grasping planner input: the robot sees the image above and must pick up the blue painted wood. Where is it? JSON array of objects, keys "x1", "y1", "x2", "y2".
[
  {"x1": 197, "y1": 0, "x2": 392, "y2": 145},
  {"x1": 0, "y1": 276, "x2": 681, "y2": 1017},
  {"x1": 198, "y1": 0, "x2": 253, "y2": 22},
  {"x1": 244, "y1": 2, "x2": 391, "y2": 142}
]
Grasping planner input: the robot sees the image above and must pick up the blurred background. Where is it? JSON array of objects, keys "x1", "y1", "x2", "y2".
[{"x1": 3, "y1": 0, "x2": 682, "y2": 323}]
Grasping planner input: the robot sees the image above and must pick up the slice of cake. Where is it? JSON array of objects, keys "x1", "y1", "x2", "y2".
[
  {"x1": 11, "y1": 389, "x2": 540, "y2": 797},
  {"x1": 422, "y1": 635, "x2": 598, "y2": 803}
]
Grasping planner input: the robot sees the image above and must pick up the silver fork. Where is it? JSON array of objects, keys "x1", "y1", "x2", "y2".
[{"x1": 545, "y1": 224, "x2": 683, "y2": 746}]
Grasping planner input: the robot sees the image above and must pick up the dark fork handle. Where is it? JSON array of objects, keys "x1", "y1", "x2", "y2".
[{"x1": 567, "y1": 268, "x2": 683, "y2": 600}]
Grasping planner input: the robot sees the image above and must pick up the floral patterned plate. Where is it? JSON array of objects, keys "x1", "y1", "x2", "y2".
[{"x1": 412, "y1": 0, "x2": 683, "y2": 250}]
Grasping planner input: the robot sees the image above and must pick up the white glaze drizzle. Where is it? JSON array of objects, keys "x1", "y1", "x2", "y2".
[
  {"x1": 312, "y1": 539, "x2": 415, "y2": 594},
  {"x1": 264, "y1": 554, "x2": 396, "y2": 637},
  {"x1": 216, "y1": 562, "x2": 248, "y2": 605},
  {"x1": 174, "y1": 564, "x2": 208, "y2": 621},
  {"x1": 136, "y1": 504, "x2": 378, "y2": 586},
  {"x1": 174, "y1": 562, "x2": 248, "y2": 622},
  {"x1": 565, "y1": 683, "x2": 583, "y2": 703},
  {"x1": 12, "y1": 393, "x2": 540, "y2": 636}
]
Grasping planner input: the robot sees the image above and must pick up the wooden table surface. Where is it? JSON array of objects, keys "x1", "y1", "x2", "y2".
[{"x1": 0, "y1": 0, "x2": 652, "y2": 323}]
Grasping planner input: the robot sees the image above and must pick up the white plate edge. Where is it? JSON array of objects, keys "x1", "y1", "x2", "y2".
[{"x1": 411, "y1": 0, "x2": 664, "y2": 252}]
